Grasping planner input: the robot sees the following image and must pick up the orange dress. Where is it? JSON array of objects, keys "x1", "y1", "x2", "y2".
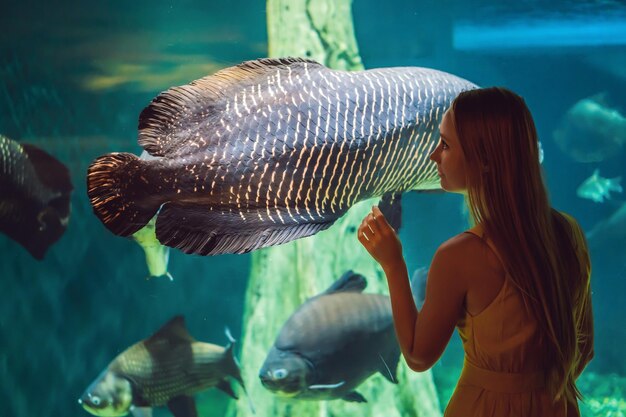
[{"x1": 444, "y1": 227, "x2": 580, "y2": 417}]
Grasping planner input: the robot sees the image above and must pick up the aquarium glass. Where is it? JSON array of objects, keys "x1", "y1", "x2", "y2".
[{"x1": 0, "y1": 0, "x2": 624, "y2": 416}]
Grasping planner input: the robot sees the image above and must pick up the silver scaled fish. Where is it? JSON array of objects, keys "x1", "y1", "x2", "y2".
[
  {"x1": 79, "y1": 316, "x2": 245, "y2": 417},
  {"x1": 87, "y1": 58, "x2": 477, "y2": 255}
]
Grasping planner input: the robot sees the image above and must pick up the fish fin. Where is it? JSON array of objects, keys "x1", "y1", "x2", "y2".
[
  {"x1": 216, "y1": 379, "x2": 238, "y2": 399},
  {"x1": 410, "y1": 267, "x2": 429, "y2": 309},
  {"x1": 321, "y1": 270, "x2": 367, "y2": 295},
  {"x1": 221, "y1": 332, "x2": 256, "y2": 413},
  {"x1": 342, "y1": 391, "x2": 367, "y2": 403},
  {"x1": 146, "y1": 315, "x2": 195, "y2": 346},
  {"x1": 609, "y1": 176, "x2": 623, "y2": 193},
  {"x1": 137, "y1": 57, "x2": 322, "y2": 157},
  {"x1": 0, "y1": 142, "x2": 73, "y2": 259},
  {"x1": 167, "y1": 395, "x2": 197, "y2": 417},
  {"x1": 411, "y1": 189, "x2": 445, "y2": 194},
  {"x1": 87, "y1": 153, "x2": 161, "y2": 237},
  {"x1": 130, "y1": 407, "x2": 153, "y2": 417},
  {"x1": 378, "y1": 348, "x2": 401, "y2": 384},
  {"x1": 0, "y1": 201, "x2": 67, "y2": 260},
  {"x1": 378, "y1": 192, "x2": 402, "y2": 233},
  {"x1": 155, "y1": 203, "x2": 337, "y2": 255},
  {"x1": 222, "y1": 338, "x2": 246, "y2": 391},
  {"x1": 21, "y1": 144, "x2": 73, "y2": 195}
]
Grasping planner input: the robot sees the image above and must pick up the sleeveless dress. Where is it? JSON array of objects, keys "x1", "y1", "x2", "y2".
[{"x1": 443, "y1": 226, "x2": 580, "y2": 417}]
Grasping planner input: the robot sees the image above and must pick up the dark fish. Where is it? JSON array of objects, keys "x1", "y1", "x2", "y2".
[
  {"x1": 0, "y1": 134, "x2": 73, "y2": 259},
  {"x1": 79, "y1": 316, "x2": 245, "y2": 417},
  {"x1": 259, "y1": 271, "x2": 400, "y2": 402},
  {"x1": 87, "y1": 57, "x2": 477, "y2": 256},
  {"x1": 410, "y1": 266, "x2": 428, "y2": 309}
]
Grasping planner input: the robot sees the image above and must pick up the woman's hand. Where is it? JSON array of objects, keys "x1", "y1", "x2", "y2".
[{"x1": 357, "y1": 205, "x2": 404, "y2": 271}]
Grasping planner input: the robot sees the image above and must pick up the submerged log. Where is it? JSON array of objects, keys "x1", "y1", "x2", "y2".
[{"x1": 229, "y1": 1, "x2": 442, "y2": 416}]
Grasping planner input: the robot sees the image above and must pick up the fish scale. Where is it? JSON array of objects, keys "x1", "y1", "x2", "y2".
[{"x1": 87, "y1": 58, "x2": 477, "y2": 255}]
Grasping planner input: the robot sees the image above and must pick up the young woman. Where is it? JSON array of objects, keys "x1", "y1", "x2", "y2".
[{"x1": 358, "y1": 87, "x2": 594, "y2": 416}]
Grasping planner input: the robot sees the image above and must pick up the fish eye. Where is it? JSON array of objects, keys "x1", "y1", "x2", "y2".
[
  {"x1": 272, "y1": 369, "x2": 288, "y2": 379},
  {"x1": 91, "y1": 396, "x2": 102, "y2": 406}
]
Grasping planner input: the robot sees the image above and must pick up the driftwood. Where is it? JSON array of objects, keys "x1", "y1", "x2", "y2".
[{"x1": 228, "y1": 1, "x2": 442, "y2": 416}]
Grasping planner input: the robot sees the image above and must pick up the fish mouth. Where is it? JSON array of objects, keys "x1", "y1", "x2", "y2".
[{"x1": 259, "y1": 374, "x2": 302, "y2": 396}]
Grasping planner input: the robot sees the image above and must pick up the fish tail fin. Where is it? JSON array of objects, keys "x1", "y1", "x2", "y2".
[
  {"x1": 222, "y1": 331, "x2": 256, "y2": 412},
  {"x1": 87, "y1": 152, "x2": 160, "y2": 236},
  {"x1": 223, "y1": 334, "x2": 245, "y2": 389},
  {"x1": 609, "y1": 176, "x2": 623, "y2": 193}
]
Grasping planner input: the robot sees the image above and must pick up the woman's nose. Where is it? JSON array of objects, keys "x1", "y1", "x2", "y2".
[{"x1": 430, "y1": 147, "x2": 439, "y2": 162}]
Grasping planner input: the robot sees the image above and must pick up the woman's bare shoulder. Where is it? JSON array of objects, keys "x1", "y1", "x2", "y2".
[
  {"x1": 435, "y1": 231, "x2": 499, "y2": 275},
  {"x1": 438, "y1": 231, "x2": 486, "y2": 254}
]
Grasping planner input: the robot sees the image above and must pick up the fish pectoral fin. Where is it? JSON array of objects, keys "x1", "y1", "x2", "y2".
[
  {"x1": 167, "y1": 395, "x2": 198, "y2": 417},
  {"x1": 308, "y1": 381, "x2": 345, "y2": 390},
  {"x1": 342, "y1": 391, "x2": 367, "y2": 403},
  {"x1": 130, "y1": 406, "x2": 153, "y2": 417},
  {"x1": 156, "y1": 203, "x2": 338, "y2": 256},
  {"x1": 378, "y1": 192, "x2": 403, "y2": 233},
  {"x1": 217, "y1": 379, "x2": 239, "y2": 399},
  {"x1": 378, "y1": 349, "x2": 401, "y2": 384}
]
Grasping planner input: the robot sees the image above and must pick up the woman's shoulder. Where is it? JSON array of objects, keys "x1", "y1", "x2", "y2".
[
  {"x1": 436, "y1": 229, "x2": 503, "y2": 276},
  {"x1": 437, "y1": 230, "x2": 488, "y2": 260}
]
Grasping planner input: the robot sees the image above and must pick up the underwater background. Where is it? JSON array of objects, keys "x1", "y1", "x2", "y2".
[{"x1": 1, "y1": 0, "x2": 625, "y2": 416}]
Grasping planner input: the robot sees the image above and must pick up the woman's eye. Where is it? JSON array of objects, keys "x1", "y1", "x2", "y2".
[{"x1": 441, "y1": 142, "x2": 449, "y2": 150}]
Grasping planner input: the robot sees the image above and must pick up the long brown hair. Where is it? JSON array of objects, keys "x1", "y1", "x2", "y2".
[{"x1": 452, "y1": 87, "x2": 591, "y2": 403}]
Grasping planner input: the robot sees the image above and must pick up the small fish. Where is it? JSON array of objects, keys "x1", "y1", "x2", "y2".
[
  {"x1": 79, "y1": 316, "x2": 245, "y2": 417},
  {"x1": 553, "y1": 94, "x2": 626, "y2": 163},
  {"x1": 259, "y1": 271, "x2": 400, "y2": 402},
  {"x1": 0, "y1": 135, "x2": 73, "y2": 259},
  {"x1": 410, "y1": 266, "x2": 428, "y2": 309},
  {"x1": 576, "y1": 169, "x2": 622, "y2": 203},
  {"x1": 87, "y1": 57, "x2": 477, "y2": 256}
]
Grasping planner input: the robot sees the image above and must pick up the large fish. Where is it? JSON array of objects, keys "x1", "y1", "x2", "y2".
[
  {"x1": 259, "y1": 271, "x2": 400, "y2": 402},
  {"x1": 79, "y1": 316, "x2": 245, "y2": 417},
  {"x1": 0, "y1": 134, "x2": 73, "y2": 259},
  {"x1": 87, "y1": 57, "x2": 477, "y2": 256},
  {"x1": 553, "y1": 93, "x2": 626, "y2": 163}
]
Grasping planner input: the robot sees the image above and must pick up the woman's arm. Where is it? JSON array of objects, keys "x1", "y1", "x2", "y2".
[{"x1": 358, "y1": 206, "x2": 467, "y2": 371}]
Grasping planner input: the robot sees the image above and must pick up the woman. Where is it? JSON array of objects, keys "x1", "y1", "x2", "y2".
[{"x1": 358, "y1": 87, "x2": 594, "y2": 416}]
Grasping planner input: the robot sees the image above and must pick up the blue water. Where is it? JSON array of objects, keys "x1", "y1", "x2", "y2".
[{"x1": 0, "y1": 1, "x2": 624, "y2": 416}]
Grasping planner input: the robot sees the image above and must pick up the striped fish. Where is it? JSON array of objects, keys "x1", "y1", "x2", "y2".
[
  {"x1": 79, "y1": 316, "x2": 245, "y2": 417},
  {"x1": 0, "y1": 135, "x2": 73, "y2": 259},
  {"x1": 87, "y1": 58, "x2": 477, "y2": 256}
]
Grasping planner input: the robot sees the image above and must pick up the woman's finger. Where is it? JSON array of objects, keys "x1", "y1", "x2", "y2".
[
  {"x1": 371, "y1": 206, "x2": 393, "y2": 233},
  {"x1": 366, "y1": 213, "x2": 382, "y2": 235}
]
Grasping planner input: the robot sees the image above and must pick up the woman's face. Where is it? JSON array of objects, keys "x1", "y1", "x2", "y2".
[{"x1": 430, "y1": 109, "x2": 467, "y2": 194}]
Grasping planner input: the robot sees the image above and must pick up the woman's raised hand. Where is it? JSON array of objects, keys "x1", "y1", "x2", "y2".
[{"x1": 357, "y1": 205, "x2": 404, "y2": 270}]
